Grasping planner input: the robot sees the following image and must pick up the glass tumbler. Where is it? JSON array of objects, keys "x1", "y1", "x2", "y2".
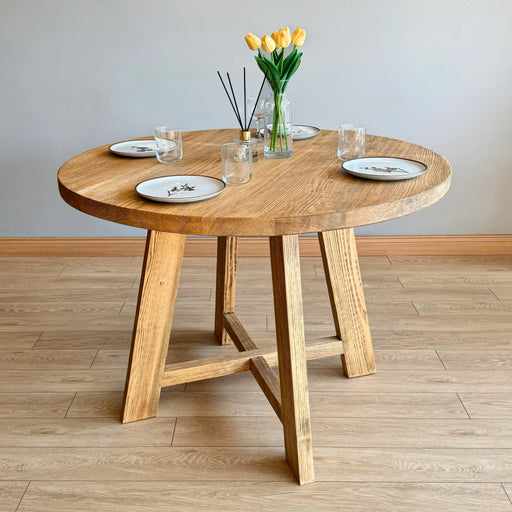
[
  {"x1": 221, "y1": 143, "x2": 252, "y2": 185},
  {"x1": 338, "y1": 124, "x2": 365, "y2": 161},
  {"x1": 154, "y1": 127, "x2": 183, "y2": 163}
]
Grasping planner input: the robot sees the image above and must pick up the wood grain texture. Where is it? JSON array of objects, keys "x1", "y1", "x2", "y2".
[
  {"x1": 0, "y1": 349, "x2": 97, "y2": 369},
  {"x1": 250, "y1": 356, "x2": 283, "y2": 421},
  {"x1": 0, "y1": 447, "x2": 293, "y2": 482},
  {"x1": 160, "y1": 338, "x2": 343, "y2": 387},
  {"x1": 0, "y1": 393, "x2": 75, "y2": 418},
  {"x1": 0, "y1": 481, "x2": 28, "y2": 512},
  {"x1": 2, "y1": 253, "x2": 512, "y2": 510},
  {"x1": 65, "y1": 390, "x2": 467, "y2": 419},
  {"x1": 269, "y1": 235, "x2": 314, "y2": 484},
  {"x1": 214, "y1": 236, "x2": 237, "y2": 345},
  {"x1": 0, "y1": 418, "x2": 174, "y2": 447},
  {"x1": 459, "y1": 394, "x2": 512, "y2": 419},
  {"x1": 172, "y1": 416, "x2": 512, "y2": 448},
  {"x1": 437, "y1": 350, "x2": 512, "y2": 370},
  {"x1": 318, "y1": 228, "x2": 376, "y2": 377},
  {"x1": 121, "y1": 230, "x2": 185, "y2": 423},
  {"x1": 57, "y1": 130, "x2": 451, "y2": 236},
  {"x1": 0, "y1": 332, "x2": 40, "y2": 349},
  {"x1": 33, "y1": 331, "x2": 132, "y2": 350},
  {"x1": 313, "y1": 447, "x2": 512, "y2": 482},
  {"x1": 15, "y1": 482, "x2": 512, "y2": 512}
]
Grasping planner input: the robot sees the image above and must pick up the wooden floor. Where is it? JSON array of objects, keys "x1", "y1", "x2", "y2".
[{"x1": 1, "y1": 254, "x2": 512, "y2": 511}]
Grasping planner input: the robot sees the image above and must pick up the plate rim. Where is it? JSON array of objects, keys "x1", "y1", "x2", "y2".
[
  {"x1": 342, "y1": 155, "x2": 428, "y2": 179},
  {"x1": 292, "y1": 124, "x2": 321, "y2": 140},
  {"x1": 109, "y1": 140, "x2": 157, "y2": 157},
  {"x1": 135, "y1": 174, "x2": 226, "y2": 203}
]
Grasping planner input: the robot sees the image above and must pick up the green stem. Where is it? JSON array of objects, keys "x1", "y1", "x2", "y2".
[{"x1": 269, "y1": 89, "x2": 289, "y2": 153}]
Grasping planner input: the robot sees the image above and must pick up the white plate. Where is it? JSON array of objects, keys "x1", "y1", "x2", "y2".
[
  {"x1": 110, "y1": 140, "x2": 157, "y2": 158},
  {"x1": 292, "y1": 125, "x2": 320, "y2": 140},
  {"x1": 136, "y1": 175, "x2": 226, "y2": 203},
  {"x1": 343, "y1": 157, "x2": 428, "y2": 181}
]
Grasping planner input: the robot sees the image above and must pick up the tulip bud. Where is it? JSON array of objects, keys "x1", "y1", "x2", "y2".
[
  {"x1": 291, "y1": 27, "x2": 306, "y2": 47},
  {"x1": 271, "y1": 31, "x2": 281, "y2": 51},
  {"x1": 277, "y1": 27, "x2": 291, "y2": 49},
  {"x1": 244, "y1": 32, "x2": 261, "y2": 51},
  {"x1": 261, "y1": 34, "x2": 276, "y2": 53}
]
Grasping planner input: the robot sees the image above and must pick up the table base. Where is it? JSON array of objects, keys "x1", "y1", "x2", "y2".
[{"x1": 121, "y1": 229, "x2": 376, "y2": 485}]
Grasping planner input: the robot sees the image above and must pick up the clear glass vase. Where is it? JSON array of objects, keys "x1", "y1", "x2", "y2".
[{"x1": 263, "y1": 80, "x2": 292, "y2": 159}]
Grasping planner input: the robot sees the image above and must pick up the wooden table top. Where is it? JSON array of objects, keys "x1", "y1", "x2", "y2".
[{"x1": 58, "y1": 129, "x2": 451, "y2": 236}]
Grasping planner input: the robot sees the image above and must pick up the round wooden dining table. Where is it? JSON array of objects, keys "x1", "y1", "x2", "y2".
[{"x1": 58, "y1": 129, "x2": 451, "y2": 485}]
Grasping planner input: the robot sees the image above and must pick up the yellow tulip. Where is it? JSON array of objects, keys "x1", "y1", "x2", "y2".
[
  {"x1": 277, "y1": 27, "x2": 291, "y2": 49},
  {"x1": 291, "y1": 27, "x2": 306, "y2": 47},
  {"x1": 244, "y1": 32, "x2": 261, "y2": 51},
  {"x1": 261, "y1": 34, "x2": 276, "y2": 53},
  {"x1": 271, "y1": 31, "x2": 281, "y2": 51}
]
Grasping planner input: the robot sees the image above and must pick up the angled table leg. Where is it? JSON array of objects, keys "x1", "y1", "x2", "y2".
[
  {"x1": 215, "y1": 236, "x2": 238, "y2": 345},
  {"x1": 318, "y1": 228, "x2": 376, "y2": 377},
  {"x1": 269, "y1": 234, "x2": 314, "y2": 485},
  {"x1": 121, "y1": 230, "x2": 186, "y2": 423}
]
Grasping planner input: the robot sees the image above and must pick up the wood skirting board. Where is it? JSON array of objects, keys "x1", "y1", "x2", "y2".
[{"x1": 0, "y1": 235, "x2": 511, "y2": 257}]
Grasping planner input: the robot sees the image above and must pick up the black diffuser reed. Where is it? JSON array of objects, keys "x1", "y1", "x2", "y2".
[{"x1": 217, "y1": 68, "x2": 267, "y2": 136}]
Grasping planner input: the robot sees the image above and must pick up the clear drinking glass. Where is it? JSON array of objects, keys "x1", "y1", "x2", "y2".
[
  {"x1": 221, "y1": 142, "x2": 252, "y2": 185},
  {"x1": 338, "y1": 124, "x2": 365, "y2": 161},
  {"x1": 154, "y1": 127, "x2": 183, "y2": 163}
]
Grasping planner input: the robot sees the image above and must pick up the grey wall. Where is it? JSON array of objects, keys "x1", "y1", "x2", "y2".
[{"x1": 1, "y1": 0, "x2": 511, "y2": 237}]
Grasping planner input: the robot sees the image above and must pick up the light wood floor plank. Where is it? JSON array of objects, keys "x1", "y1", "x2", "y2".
[
  {"x1": 371, "y1": 331, "x2": 512, "y2": 350},
  {"x1": 0, "y1": 349, "x2": 97, "y2": 369},
  {"x1": 186, "y1": 369, "x2": 512, "y2": 394},
  {"x1": 34, "y1": 331, "x2": 132, "y2": 350},
  {"x1": 389, "y1": 255, "x2": 512, "y2": 275},
  {"x1": 459, "y1": 394, "x2": 512, "y2": 419},
  {"x1": 0, "y1": 259, "x2": 65, "y2": 277},
  {"x1": 0, "y1": 393, "x2": 75, "y2": 418},
  {"x1": 0, "y1": 287, "x2": 137, "y2": 303},
  {"x1": 0, "y1": 276, "x2": 137, "y2": 292},
  {"x1": 491, "y1": 286, "x2": 512, "y2": 300},
  {"x1": 66, "y1": 390, "x2": 467, "y2": 419},
  {"x1": 0, "y1": 481, "x2": 28, "y2": 512},
  {"x1": 0, "y1": 302, "x2": 124, "y2": 315},
  {"x1": 415, "y1": 301, "x2": 512, "y2": 316},
  {"x1": 400, "y1": 275, "x2": 512, "y2": 287},
  {"x1": 268, "y1": 314, "x2": 512, "y2": 333},
  {"x1": 173, "y1": 417, "x2": 512, "y2": 448},
  {"x1": 306, "y1": 369, "x2": 512, "y2": 394},
  {"x1": 313, "y1": 447, "x2": 512, "y2": 482},
  {"x1": 0, "y1": 332, "x2": 41, "y2": 349},
  {"x1": 0, "y1": 370, "x2": 126, "y2": 392},
  {"x1": 362, "y1": 287, "x2": 498, "y2": 302},
  {"x1": 437, "y1": 350, "x2": 512, "y2": 370},
  {"x1": 0, "y1": 418, "x2": 174, "y2": 447},
  {"x1": 16, "y1": 481, "x2": 512, "y2": 512},
  {"x1": 0, "y1": 369, "x2": 186, "y2": 394},
  {"x1": 0, "y1": 447, "x2": 293, "y2": 482},
  {"x1": 5, "y1": 447, "x2": 511, "y2": 483},
  {"x1": 389, "y1": 255, "x2": 512, "y2": 265},
  {"x1": 502, "y1": 483, "x2": 512, "y2": 505}
]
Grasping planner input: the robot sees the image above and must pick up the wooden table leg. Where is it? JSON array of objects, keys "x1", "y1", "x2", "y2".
[
  {"x1": 318, "y1": 228, "x2": 376, "y2": 377},
  {"x1": 121, "y1": 230, "x2": 186, "y2": 423},
  {"x1": 214, "y1": 236, "x2": 238, "y2": 345},
  {"x1": 269, "y1": 234, "x2": 314, "y2": 485}
]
